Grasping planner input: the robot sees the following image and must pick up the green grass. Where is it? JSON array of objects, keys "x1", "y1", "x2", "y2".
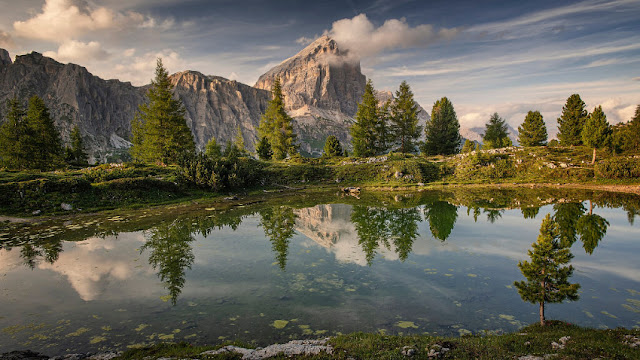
[{"x1": 112, "y1": 322, "x2": 640, "y2": 359}]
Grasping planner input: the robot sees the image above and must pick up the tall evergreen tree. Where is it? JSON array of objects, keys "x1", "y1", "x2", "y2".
[
  {"x1": 461, "y1": 139, "x2": 475, "y2": 153},
  {"x1": 376, "y1": 99, "x2": 393, "y2": 154},
  {"x1": 0, "y1": 98, "x2": 30, "y2": 169},
  {"x1": 25, "y1": 95, "x2": 64, "y2": 170},
  {"x1": 482, "y1": 113, "x2": 512, "y2": 149},
  {"x1": 390, "y1": 81, "x2": 422, "y2": 154},
  {"x1": 204, "y1": 137, "x2": 222, "y2": 159},
  {"x1": 351, "y1": 79, "x2": 379, "y2": 157},
  {"x1": 582, "y1": 105, "x2": 611, "y2": 164},
  {"x1": 557, "y1": 94, "x2": 588, "y2": 146},
  {"x1": 322, "y1": 135, "x2": 343, "y2": 158},
  {"x1": 131, "y1": 58, "x2": 195, "y2": 164},
  {"x1": 258, "y1": 79, "x2": 297, "y2": 160},
  {"x1": 256, "y1": 136, "x2": 273, "y2": 160},
  {"x1": 514, "y1": 214, "x2": 580, "y2": 326},
  {"x1": 423, "y1": 96, "x2": 461, "y2": 155},
  {"x1": 234, "y1": 125, "x2": 246, "y2": 155},
  {"x1": 627, "y1": 105, "x2": 640, "y2": 152},
  {"x1": 518, "y1": 111, "x2": 548, "y2": 147},
  {"x1": 65, "y1": 126, "x2": 88, "y2": 165}
]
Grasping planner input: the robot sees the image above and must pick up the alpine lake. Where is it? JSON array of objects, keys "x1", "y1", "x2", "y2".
[{"x1": 1, "y1": 187, "x2": 639, "y2": 356}]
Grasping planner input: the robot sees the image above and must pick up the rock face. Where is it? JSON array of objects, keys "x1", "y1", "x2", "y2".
[
  {"x1": 0, "y1": 49, "x2": 11, "y2": 66},
  {"x1": 255, "y1": 36, "x2": 367, "y2": 156},
  {"x1": 0, "y1": 51, "x2": 145, "y2": 163},
  {"x1": 170, "y1": 71, "x2": 271, "y2": 152}
]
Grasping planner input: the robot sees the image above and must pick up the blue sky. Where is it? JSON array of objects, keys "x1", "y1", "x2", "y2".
[{"x1": 0, "y1": 0, "x2": 638, "y2": 135}]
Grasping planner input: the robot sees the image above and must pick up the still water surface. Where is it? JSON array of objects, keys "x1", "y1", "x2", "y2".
[{"x1": 1, "y1": 190, "x2": 639, "y2": 355}]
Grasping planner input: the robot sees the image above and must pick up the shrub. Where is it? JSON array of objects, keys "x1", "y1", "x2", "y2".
[
  {"x1": 177, "y1": 153, "x2": 264, "y2": 192},
  {"x1": 595, "y1": 157, "x2": 640, "y2": 179}
]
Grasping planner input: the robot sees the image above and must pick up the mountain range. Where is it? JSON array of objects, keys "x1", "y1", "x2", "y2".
[{"x1": 0, "y1": 36, "x2": 490, "y2": 162}]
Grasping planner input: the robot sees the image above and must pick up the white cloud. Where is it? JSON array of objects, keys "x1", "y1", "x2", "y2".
[
  {"x1": 327, "y1": 14, "x2": 459, "y2": 59},
  {"x1": 12, "y1": 0, "x2": 163, "y2": 43},
  {"x1": 0, "y1": 30, "x2": 14, "y2": 48},
  {"x1": 43, "y1": 40, "x2": 110, "y2": 63},
  {"x1": 633, "y1": 77, "x2": 640, "y2": 81},
  {"x1": 295, "y1": 36, "x2": 314, "y2": 46},
  {"x1": 123, "y1": 48, "x2": 136, "y2": 57},
  {"x1": 107, "y1": 49, "x2": 186, "y2": 85}
]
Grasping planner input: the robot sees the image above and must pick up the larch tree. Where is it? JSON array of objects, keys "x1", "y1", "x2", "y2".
[
  {"x1": 131, "y1": 58, "x2": 195, "y2": 164},
  {"x1": 423, "y1": 96, "x2": 461, "y2": 155},
  {"x1": 205, "y1": 137, "x2": 222, "y2": 159},
  {"x1": 258, "y1": 78, "x2": 297, "y2": 160},
  {"x1": 390, "y1": 81, "x2": 422, "y2": 154},
  {"x1": 256, "y1": 136, "x2": 273, "y2": 160},
  {"x1": 0, "y1": 97, "x2": 30, "y2": 169},
  {"x1": 582, "y1": 105, "x2": 611, "y2": 164},
  {"x1": 65, "y1": 126, "x2": 88, "y2": 165},
  {"x1": 557, "y1": 94, "x2": 588, "y2": 146},
  {"x1": 351, "y1": 79, "x2": 379, "y2": 157},
  {"x1": 482, "y1": 112, "x2": 512, "y2": 149},
  {"x1": 514, "y1": 214, "x2": 580, "y2": 326},
  {"x1": 25, "y1": 95, "x2": 64, "y2": 170},
  {"x1": 461, "y1": 139, "x2": 475, "y2": 153},
  {"x1": 518, "y1": 111, "x2": 548, "y2": 147}
]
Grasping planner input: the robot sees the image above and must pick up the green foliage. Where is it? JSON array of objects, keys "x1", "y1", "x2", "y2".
[
  {"x1": 423, "y1": 96, "x2": 461, "y2": 155},
  {"x1": 576, "y1": 213, "x2": 609, "y2": 255},
  {"x1": 454, "y1": 153, "x2": 516, "y2": 180},
  {"x1": 582, "y1": 106, "x2": 611, "y2": 163},
  {"x1": 461, "y1": 139, "x2": 475, "y2": 153},
  {"x1": 548, "y1": 139, "x2": 559, "y2": 147},
  {"x1": 65, "y1": 126, "x2": 88, "y2": 165},
  {"x1": 177, "y1": 153, "x2": 264, "y2": 192},
  {"x1": 351, "y1": 80, "x2": 380, "y2": 157},
  {"x1": 423, "y1": 201, "x2": 458, "y2": 241},
  {"x1": 0, "y1": 96, "x2": 65, "y2": 170},
  {"x1": 256, "y1": 135, "x2": 273, "y2": 160},
  {"x1": 322, "y1": 135, "x2": 343, "y2": 158},
  {"x1": 130, "y1": 58, "x2": 195, "y2": 164},
  {"x1": 234, "y1": 125, "x2": 246, "y2": 154},
  {"x1": 258, "y1": 79, "x2": 298, "y2": 160},
  {"x1": 518, "y1": 110, "x2": 548, "y2": 147},
  {"x1": 482, "y1": 113, "x2": 511, "y2": 149},
  {"x1": 390, "y1": 81, "x2": 422, "y2": 154},
  {"x1": 514, "y1": 214, "x2": 580, "y2": 325},
  {"x1": 204, "y1": 137, "x2": 222, "y2": 159},
  {"x1": 557, "y1": 94, "x2": 588, "y2": 146},
  {"x1": 594, "y1": 157, "x2": 640, "y2": 179}
]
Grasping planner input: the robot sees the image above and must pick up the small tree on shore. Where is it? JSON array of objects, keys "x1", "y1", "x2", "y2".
[
  {"x1": 482, "y1": 112, "x2": 512, "y2": 149},
  {"x1": 256, "y1": 136, "x2": 273, "y2": 160},
  {"x1": 65, "y1": 126, "x2": 88, "y2": 165},
  {"x1": 582, "y1": 106, "x2": 611, "y2": 164},
  {"x1": 322, "y1": 135, "x2": 343, "y2": 158},
  {"x1": 557, "y1": 94, "x2": 588, "y2": 146},
  {"x1": 423, "y1": 97, "x2": 461, "y2": 155},
  {"x1": 205, "y1": 137, "x2": 222, "y2": 159},
  {"x1": 390, "y1": 81, "x2": 422, "y2": 154},
  {"x1": 514, "y1": 214, "x2": 580, "y2": 326},
  {"x1": 258, "y1": 79, "x2": 298, "y2": 160}
]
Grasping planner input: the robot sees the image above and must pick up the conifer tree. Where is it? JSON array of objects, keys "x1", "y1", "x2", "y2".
[
  {"x1": 627, "y1": 105, "x2": 640, "y2": 152},
  {"x1": 322, "y1": 135, "x2": 343, "y2": 158},
  {"x1": 423, "y1": 96, "x2": 461, "y2": 155},
  {"x1": 0, "y1": 98, "x2": 30, "y2": 169},
  {"x1": 205, "y1": 137, "x2": 222, "y2": 159},
  {"x1": 482, "y1": 113, "x2": 512, "y2": 149},
  {"x1": 557, "y1": 94, "x2": 588, "y2": 146},
  {"x1": 234, "y1": 125, "x2": 246, "y2": 155},
  {"x1": 390, "y1": 81, "x2": 422, "y2": 154},
  {"x1": 65, "y1": 126, "x2": 88, "y2": 165},
  {"x1": 258, "y1": 79, "x2": 297, "y2": 160},
  {"x1": 461, "y1": 139, "x2": 475, "y2": 153},
  {"x1": 582, "y1": 105, "x2": 611, "y2": 164},
  {"x1": 518, "y1": 111, "x2": 548, "y2": 147},
  {"x1": 131, "y1": 58, "x2": 195, "y2": 164},
  {"x1": 514, "y1": 214, "x2": 580, "y2": 326},
  {"x1": 25, "y1": 95, "x2": 64, "y2": 169},
  {"x1": 256, "y1": 136, "x2": 273, "y2": 160},
  {"x1": 375, "y1": 99, "x2": 392, "y2": 154},
  {"x1": 351, "y1": 80, "x2": 379, "y2": 157}
]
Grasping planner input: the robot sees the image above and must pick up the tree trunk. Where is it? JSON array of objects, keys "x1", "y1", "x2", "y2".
[
  {"x1": 591, "y1": 147, "x2": 596, "y2": 165},
  {"x1": 539, "y1": 301, "x2": 545, "y2": 326}
]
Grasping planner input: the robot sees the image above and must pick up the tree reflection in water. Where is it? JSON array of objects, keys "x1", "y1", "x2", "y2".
[
  {"x1": 259, "y1": 206, "x2": 297, "y2": 270},
  {"x1": 424, "y1": 201, "x2": 458, "y2": 241}
]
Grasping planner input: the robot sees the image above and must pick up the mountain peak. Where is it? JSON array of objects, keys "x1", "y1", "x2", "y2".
[{"x1": 0, "y1": 48, "x2": 11, "y2": 66}]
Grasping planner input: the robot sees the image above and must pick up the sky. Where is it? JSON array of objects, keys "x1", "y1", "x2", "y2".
[{"x1": 0, "y1": 0, "x2": 638, "y2": 135}]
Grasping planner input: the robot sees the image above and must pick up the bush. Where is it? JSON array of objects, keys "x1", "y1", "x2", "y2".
[
  {"x1": 177, "y1": 153, "x2": 265, "y2": 192},
  {"x1": 595, "y1": 157, "x2": 640, "y2": 179}
]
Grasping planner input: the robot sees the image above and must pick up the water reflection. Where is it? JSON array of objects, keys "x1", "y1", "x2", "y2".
[
  {"x1": 259, "y1": 206, "x2": 297, "y2": 270},
  {"x1": 423, "y1": 201, "x2": 458, "y2": 241}
]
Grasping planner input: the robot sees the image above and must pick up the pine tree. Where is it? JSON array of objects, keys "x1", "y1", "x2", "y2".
[
  {"x1": 376, "y1": 99, "x2": 392, "y2": 154},
  {"x1": 65, "y1": 126, "x2": 88, "y2": 165},
  {"x1": 390, "y1": 81, "x2": 422, "y2": 154},
  {"x1": 234, "y1": 125, "x2": 246, "y2": 155},
  {"x1": 351, "y1": 79, "x2": 379, "y2": 157},
  {"x1": 256, "y1": 136, "x2": 273, "y2": 160},
  {"x1": 0, "y1": 98, "x2": 30, "y2": 169},
  {"x1": 130, "y1": 58, "x2": 195, "y2": 164},
  {"x1": 25, "y1": 95, "x2": 64, "y2": 170},
  {"x1": 258, "y1": 79, "x2": 297, "y2": 160},
  {"x1": 482, "y1": 113, "x2": 511, "y2": 149},
  {"x1": 205, "y1": 137, "x2": 222, "y2": 159},
  {"x1": 514, "y1": 214, "x2": 580, "y2": 326},
  {"x1": 461, "y1": 139, "x2": 475, "y2": 153},
  {"x1": 518, "y1": 111, "x2": 548, "y2": 147},
  {"x1": 423, "y1": 96, "x2": 461, "y2": 155},
  {"x1": 557, "y1": 94, "x2": 588, "y2": 146},
  {"x1": 582, "y1": 105, "x2": 611, "y2": 164},
  {"x1": 322, "y1": 135, "x2": 343, "y2": 158},
  {"x1": 627, "y1": 105, "x2": 640, "y2": 152}
]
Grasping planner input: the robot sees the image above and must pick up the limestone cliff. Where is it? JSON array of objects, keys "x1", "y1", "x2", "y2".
[
  {"x1": 0, "y1": 49, "x2": 11, "y2": 66},
  {"x1": 255, "y1": 36, "x2": 366, "y2": 156}
]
